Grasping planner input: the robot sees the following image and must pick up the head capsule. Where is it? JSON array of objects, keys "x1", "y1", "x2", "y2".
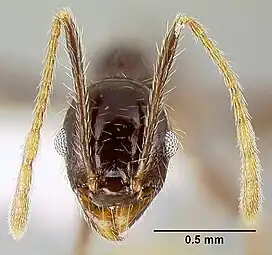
[{"x1": 54, "y1": 47, "x2": 179, "y2": 240}]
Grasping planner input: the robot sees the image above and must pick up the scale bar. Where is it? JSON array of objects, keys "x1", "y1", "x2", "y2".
[{"x1": 153, "y1": 229, "x2": 256, "y2": 233}]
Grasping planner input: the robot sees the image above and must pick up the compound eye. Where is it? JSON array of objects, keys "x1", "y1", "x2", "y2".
[
  {"x1": 164, "y1": 130, "x2": 179, "y2": 158},
  {"x1": 54, "y1": 127, "x2": 67, "y2": 158}
]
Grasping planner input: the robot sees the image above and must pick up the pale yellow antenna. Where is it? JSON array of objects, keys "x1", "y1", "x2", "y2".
[
  {"x1": 8, "y1": 8, "x2": 91, "y2": 239},
  {"x1": 135, "y1": 14, "x2": 262, "y2": 222}
]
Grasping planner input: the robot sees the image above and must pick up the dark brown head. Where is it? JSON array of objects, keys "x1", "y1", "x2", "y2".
[{"x1": 54, "y1": 47, "x2": 179, "y2": 241}]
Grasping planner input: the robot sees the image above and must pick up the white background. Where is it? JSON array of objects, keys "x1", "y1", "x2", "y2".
[{"x1": 0, "y1": 1, "x2": 271, "y2": 254}]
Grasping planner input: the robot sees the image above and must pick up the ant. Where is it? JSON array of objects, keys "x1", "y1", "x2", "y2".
[{"x1": 8, "y1": 7, "x2": 262, "y2": 250}]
